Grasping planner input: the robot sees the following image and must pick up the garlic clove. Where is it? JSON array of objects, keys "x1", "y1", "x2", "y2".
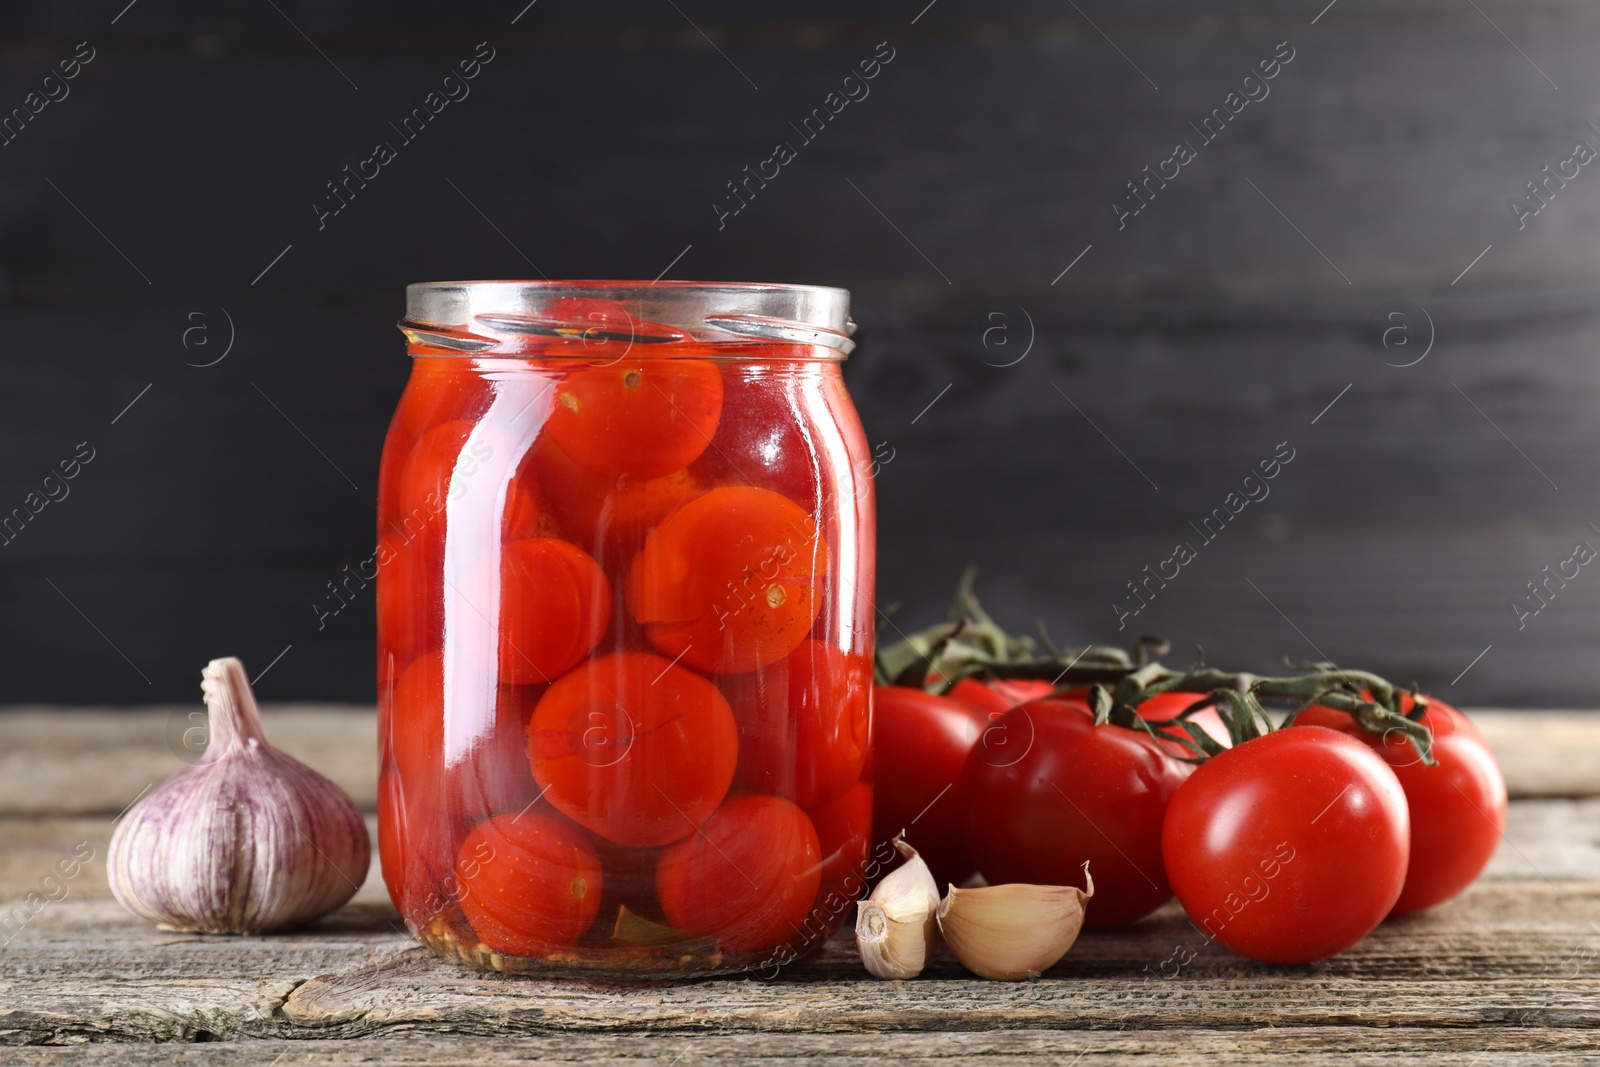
[
  {"x1": 935, "y1": 863, "x2": 1095, "y2": 981},
  {"x1": 107, "y1": 657, "x2": 371, "y2": 935},
  {"x1": 856, "y1": 834, "x2": 939, "y2": 979}
]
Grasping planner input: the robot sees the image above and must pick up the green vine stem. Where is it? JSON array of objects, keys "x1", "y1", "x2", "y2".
[
  {"x1": 875, "y1": 567, "x2": 1135, "y2": 690},
  {"x1": 875, "y1": 570, "x2": 1436, "y2": 766}
]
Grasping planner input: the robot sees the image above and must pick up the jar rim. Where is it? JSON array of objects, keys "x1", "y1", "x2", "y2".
[{"x1": 401, "y1": 279, "x2": 854, "y2": 357}]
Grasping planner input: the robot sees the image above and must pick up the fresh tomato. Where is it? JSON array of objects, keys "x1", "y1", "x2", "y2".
[
  {"x1": 946, "y1": 677, "x2": 1054, "y2": 717},
  {"x1": 455, "y1": 812, "x2": 603, "y2": 954},
  {"x1": 1292, "y1": 694, "x2": 1505, "y2": 914},
  {"x1": 808, "y1": 782, "x2": 872, "y2": 919},
  {"x1": 1163, "y1": 726, "x2": 1410, "y2": 963},
  {"x1": 459, "y1": 537, "x2": 610, "y2": 686},
  {"x1": 655, "y1": 794, "x2": 822, "y2": 954},
  {"x1": 527, "y1": 651, "x2": 738, "y2": 847},
  {"x1": 870, "y1": 685, "x2": 989, "y2": 889},
  {"x1": 724, "y1": 641, "x2": 871, "y2": 807},
  {"x1": 959, "y1": 698, "x2": 1191, "y2": 926},
  {"x1": 1133, "y1": 690, "x2": 1233, "y2": 758},
  {"x1": 625, "y1": 486, "x2": 827, "y2": 674},
  {"x1": 546, "y1": 359, "x2": 723, "y2": 480},
  {"x1": 387, "y1": 650, "x2": 542, "y2": 815},
  {"x1": 949, "y1": 682, "x2": 1227, "y2": 757},
  {"x1": 531, "y1": 438, "x2": 704, "y2": 562}
]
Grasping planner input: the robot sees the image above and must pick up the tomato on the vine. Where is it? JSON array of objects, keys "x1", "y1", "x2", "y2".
[
  {"x1": 959, "y1": 698, "x2": 1191, "y2": 926},
  {"x1": 1162, "y1": 726, "x2": 1410, "y2": 964},
  {"x1": 946, "y1": 677, "x2": 1054, "y2": 717},
  {"x1": 1133, "y1": 690, "x2": 1233, "y2": 758},
  {"x1": 870, "y1": 685, "x2": 990, "y2": 889},
  {"x1": 724, "y1": 641, "x2": 870, "y2": 807},
  {"x1": 625, "y1": 486, "x2": 827, "y2": 674},
  {"x1": 1293, "y1": 694, "x2": 1505, "y2": 915},
  {"x1": 527, "y1": 651, "x2": 738, "y2": 847},
  {"x1": 546, "y1": 359, "x2": 723, "y2": 480},
  {"x1": 655, "y1": 794, "x2": 822, "y2": 954},
  {"x1": 456, "y1": 812, "x2": 603, "y2": 954},
  {"x1": 949, "y1": 682, "x2": 1228, "y2": 759}
]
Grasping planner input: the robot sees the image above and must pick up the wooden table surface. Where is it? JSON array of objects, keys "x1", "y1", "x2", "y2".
[{"x1": 2, "y1": 706, "x2": 1598, "y2": 1064}]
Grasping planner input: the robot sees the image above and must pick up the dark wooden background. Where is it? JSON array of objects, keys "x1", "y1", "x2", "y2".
[{"x1": 3, "y1": 0, "x2": 1598, "y2": 706}]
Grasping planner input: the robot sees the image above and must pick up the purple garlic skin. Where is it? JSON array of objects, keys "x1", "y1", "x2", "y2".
[{"x1": 108, "y1": 657, "x2": 371, "y2": 935}]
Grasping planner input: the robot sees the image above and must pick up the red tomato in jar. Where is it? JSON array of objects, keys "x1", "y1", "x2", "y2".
[
  {"x1": 808, "y1": 782, "x2": 873, "y2": 919},
  {"x1": 378, "y1": 771, "x2": 469, "y2": 929},
  {"x1": 394, "y1": 358, "x2": 493, "y2": 443},
  {"x1": 959, "y1": 698, "x2": 1191, "y2": 926},
  {"x1": 546, "y1": 359, "x2": 723, "y2": 480},
  {"x1": 1292, "y1": 695, "x2": 1505, "y2": 915},
  {"x1": 387, "y1": 651, "x2": 543, "y2": 815},
  {"x1": 527, "y1": 651, "x2": 738, "y2": 847},
  {"x1": 686, "y1": 363, "x2": 824, "y2": 514},
  {"x1": 871, "y1": 686, "x2": 989, "y2": 890},
  {"x1": 459, "y1": 537, "x2": 610, "y2": 686},
  {"x1": 724, "y1": 641, "x2": 870, "y2": 807},
  {"x1": 531, "y1": 439, "x2": 704, "y2": 561},
  {"x1": 397, "y1": 419, "x2": 489, "y2": 529},
  {"x1": 588, "y1": 836, "x2": 667, "y2": 926},
  {"x1": 391, "y1": 419, "x2": 540, "y2": 557},
  {"x1": 1163, "y1": 726, "x2": 1410, "y2": 963},
  {"x1": 456, "y1": 812, "x2": 603, "y2": 955},
  {"x1": 625, "y1": 486, "x2": 827, "y2": 674},
  {"x1": 656, "y1": 794, "x2": 822, "y2": 954},
  {"x1": 375, "y1": 528, "x2": 438, "y2": 680}
]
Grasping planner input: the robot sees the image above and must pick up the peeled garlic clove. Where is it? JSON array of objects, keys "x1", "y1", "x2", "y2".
[
  {"x1": 108, "y1": 657, "x2": 371, "y2": 935},
  {"x1": 856, "y1": 834, "x2": 940, "y2": 979},
  {"x1": 936, "y1": 864, "x2": 1095, "y2": 981}
]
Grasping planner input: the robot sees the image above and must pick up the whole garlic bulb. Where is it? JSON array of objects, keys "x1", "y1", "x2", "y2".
[{"x1": 108, "y1": 657, "x2": 371, "y2": 935}]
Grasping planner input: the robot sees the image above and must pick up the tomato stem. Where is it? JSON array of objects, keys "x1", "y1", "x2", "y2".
[{"x1": 876, "y1": 571, "x2": 1436, "y2": 765}]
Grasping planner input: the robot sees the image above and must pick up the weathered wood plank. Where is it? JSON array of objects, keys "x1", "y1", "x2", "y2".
[
  {"x1": 0, "y1": 781, "x2": 1594, "y2": 1050},
  {"x1": 9, "y1": 799, "x2": 1600, "y2": 1043},
  {"x1": 0, "y1": 707, "x2": 1589, "y2": 819},
  {"x1": 2, "y1": 1028, "x2": 1599, "y2": 1065},
  {"x1": 0, "y1": 815, "x2": 390, "y2": 911},
  {"x1": 1, "y1": 881, "x2": 1597, "y2": 1045},
  {"x1": 1473, "y1": 712, "x2": 1600, "y2": 799},
  {"x1": 5, "y1": 1028, "x2": 1600, "y2": 1066},
  {"x1": 0, "y1": 707, "x2": 377, "y2": 816}
]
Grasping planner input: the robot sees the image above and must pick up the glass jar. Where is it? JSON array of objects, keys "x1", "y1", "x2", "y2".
[{"x1": 376, "y1": 281, "x2": 875, "y2": 977}]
